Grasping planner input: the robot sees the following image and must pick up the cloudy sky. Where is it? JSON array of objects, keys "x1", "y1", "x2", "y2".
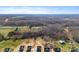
[{"x1": 0, "y1": 6, "x2": 79, "y2": 14}]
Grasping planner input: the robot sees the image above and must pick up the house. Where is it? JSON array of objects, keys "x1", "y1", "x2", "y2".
[{"x1": 7, "y1": 31, "x2": 23, "y2": 39}]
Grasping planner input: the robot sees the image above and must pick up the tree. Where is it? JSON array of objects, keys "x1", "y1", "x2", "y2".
[
  {"x1": 0, "y1": 33, "x2": 4, "y2": 41},
  {"x1": 29, "y1": 25, "x2": 32, "y2": 29},
  {"x1": 14, "y1": 27, "x2": 18, "y2": 31}
]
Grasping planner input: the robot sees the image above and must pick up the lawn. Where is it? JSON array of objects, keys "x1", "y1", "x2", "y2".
[
  {"x1": 0, "y1": 26, "x2": 23, "y2": 51},
  {"x1": 0, "y1": 27, "x2": 15, "y2": 37},
  {"x1": 0, "y1": 26, "x2": 79, "y2": 52},
  {"x1": 0, "y1": 40, "x2": 23, "y2": 48},
  {"x1": 56, "y1": 41, "x2": 79, "y2": 52}
]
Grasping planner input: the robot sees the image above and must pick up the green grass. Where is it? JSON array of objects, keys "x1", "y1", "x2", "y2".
[
  {"x1": 0, "y1": 28, "x2": 15, "y2": 37},
  {"x1": 56, "y1": 41, "x2": 79, "y2": 52},
  {"x1": 0, "y1": 27, "x2": 23, "y2": 49},
  {"x1": 0, "y1": 26, "x2": 79, "y2": 52},
  {"x1": 0, "y1": 40, "x2": 23, "y2": 48}
]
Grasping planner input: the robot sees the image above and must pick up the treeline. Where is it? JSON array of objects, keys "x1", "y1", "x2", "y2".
[{"x1": 0, "y1": 27, "x2": 68, "y2": 42}]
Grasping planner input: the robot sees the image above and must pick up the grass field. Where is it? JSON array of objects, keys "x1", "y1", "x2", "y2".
[
  {"x1": 0, "y1": 28, "x2": 14, "y2": 37},
  {"x1": 0, "y1": 26, "x2": 21, "y2": 51},
  {"x1": 0, "y1": 26, "x2": 34, "y2": 51},
  {"x1": 0, "y1": 40, "x2": 23, "y2": 48},
  {"x1": 0, "y1": 26, "x2": 79, "y2": 52}
]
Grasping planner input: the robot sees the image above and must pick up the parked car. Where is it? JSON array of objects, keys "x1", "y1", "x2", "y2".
[
  {"x1": 4, "y1": 48, "x2": 13, "y2": 52},
  {"x1": 26, "y1": 46, "x2": 32, "y2": 52},
  {"x1": 54, "y1": 48, "x2": 61, "y2": 52},
  {"x1": 44, "y1": 47, "x2": 50, "y2": 52},
  {"x1": 59, "y1": 40, "x2": 65, "y2": 45},
  {"x1": 37, "y1": 46, "x2": 41, "y2": 52},
  {"x1": 19, "y1": 45, "x2": 25, "y2": 52}
]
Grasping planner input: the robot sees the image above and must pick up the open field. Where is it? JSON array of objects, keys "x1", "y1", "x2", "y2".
[
  {"x1": 0, "y1": 26, "x2": 78, "y2": 51},
  {"x1": 0, "y1": 26, "x2": 79, "y2": 52}
]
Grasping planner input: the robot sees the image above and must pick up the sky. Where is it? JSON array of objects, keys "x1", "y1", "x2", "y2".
[{"x1": 0, "y1": 6, "x2": 79, "y2": 14}]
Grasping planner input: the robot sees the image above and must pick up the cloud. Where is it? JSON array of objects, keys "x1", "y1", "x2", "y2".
[
  {"x1": 0, "y1": 7, "x2": 52, "y2": 14},
  {"x1": 0, "y1": 6, "x2": 79, "y2": 14}
]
